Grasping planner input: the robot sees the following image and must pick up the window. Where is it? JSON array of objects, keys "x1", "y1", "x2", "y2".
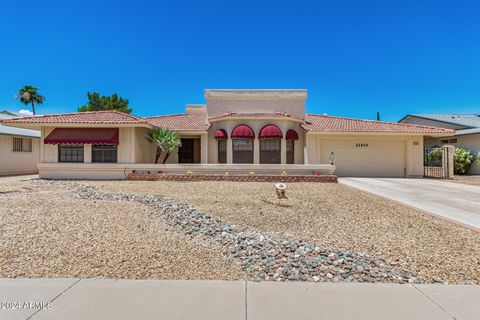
[
  {"x1": 260, "y1": 139, "x2": 281, "y2": 164},
  {"x1": 441, "y1": 138, "x2": 457, "y2": 144},
  {"x1": 218, "y1": 140, "x2": 227, "y2": 164},
  {"x1": 92, "y1": 144, "x2": 118, "y2": 163},
  {"x1": 58, "y1": 144, "x2": 84, "y2": 163},
  {"x1": 12, "y1": 137, "x2": 32, "y2": 152},
  {"x1": 286, "y1": 140, "x2": 294, "y2": 164},
  {"x1": 233, "y1": 139, "x2": 254, "y2": 163}
]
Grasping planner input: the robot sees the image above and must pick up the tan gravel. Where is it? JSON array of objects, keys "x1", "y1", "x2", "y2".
[
  {"x1": 0, "y1": 177, "x2": 247, "y2": 280},
  {"x1": 86, "y1": 180, "x2": 480, "y2": 284},
  {"x1": 448, "y1": 175, "x2": 480, "y2": 186}
]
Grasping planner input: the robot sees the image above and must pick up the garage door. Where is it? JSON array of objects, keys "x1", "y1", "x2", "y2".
[{"x1": 321, "y1": 139, "x2": 406, "y2": 177}]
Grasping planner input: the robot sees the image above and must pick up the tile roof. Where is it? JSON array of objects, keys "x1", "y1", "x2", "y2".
[
  {"x1": 146, "y1": 114, "x2": 210, "y2": 131},
  {"x1": 0, "y1": 110, "x2": 147, "y2": 125},
  {"x1": 1, "y1": 110, "x2": 454, "y2": 135},
  {"x1": 302, "y1": 114, "x2": 454, "y2": 134},
  {"x1": 208, "y1": 112, "x2": 303, "y2": 121}
]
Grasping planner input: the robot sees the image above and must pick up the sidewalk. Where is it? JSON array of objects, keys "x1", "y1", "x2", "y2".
[{"x1": 1, "y1": 278, "x2": 478, "y2": 320}]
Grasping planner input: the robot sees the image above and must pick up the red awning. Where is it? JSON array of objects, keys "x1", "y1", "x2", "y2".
[
  {"x1": 231, "y1": 125, "x2": 255, "y2": 139},
  {"x1": 285, "y1": 129, "x2": 299, "y2": 140},
  {"x1": 259, "y1": 125, "x2": 283, "y2": 139},
  {"x1": 44, "y1": 128, "x2": 119, "y2": 145},
  {"x1": 214, "y1": 129, "x2": 228, "y2": 140}
]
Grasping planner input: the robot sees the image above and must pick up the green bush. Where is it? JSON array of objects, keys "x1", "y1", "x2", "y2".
[
  {"x1": 477, "y1": 151, "x2": 480, "y2": 166},
  {"x1": 427, "y1": 149, "x2": 442, "y2": 165},
  {"x1": 454, "y1": 147, "x2": 474, "y2": 175}
]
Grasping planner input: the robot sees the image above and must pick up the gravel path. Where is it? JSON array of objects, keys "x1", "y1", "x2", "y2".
[
  {"x1": 448, "y1": 176, "x2": 480, "y2": 187},
  {"x1": 87, "y1": 180, "x2": 480, "y2": 284}
]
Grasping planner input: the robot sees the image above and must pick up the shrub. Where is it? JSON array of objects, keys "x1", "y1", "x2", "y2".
[
  {"x1": 477, "y1": 151, "x2": 480, "y2": 166},
  {"x1": 453, "y1": 147, "x2": 474, "y2": 175},
  {"x1": 426, "y1": 149, "x2": 442, "y2": 166}
]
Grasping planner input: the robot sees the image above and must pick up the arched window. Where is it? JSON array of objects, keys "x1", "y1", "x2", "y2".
[
  {"x1": 214, "y1": 129, "x2": 228, "y2": 164},
  {"x1": 231, "y1": 125, "x2": 254, "y2": 163},
  {"x1": 286, "y1": 129, "x2": 299, "y2": 164},
  {"x1": 259, "y1": 125, "x2": 282, "y2": 164}
]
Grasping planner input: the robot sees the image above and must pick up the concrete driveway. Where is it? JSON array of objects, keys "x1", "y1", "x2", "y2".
[{"x1": 339, "y1": 178, "x2": 480, "y2": 230}]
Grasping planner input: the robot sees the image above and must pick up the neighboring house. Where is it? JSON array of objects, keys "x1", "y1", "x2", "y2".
[
  {"x1": 1, "y1": 90, "x2": 452, "y2": 179},
  {"x1": 0, "y1": 110, "x2": 40, "y2": 176},
  {"x1": 400, "y1": 114, "x2": 480, "y2": 174}
]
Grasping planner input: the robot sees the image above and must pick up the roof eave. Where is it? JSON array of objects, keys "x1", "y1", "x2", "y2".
[
  {"x1": 0, "y1": 122, "x2": 155, "y2": 130},
  {"x1": 209, "y1": 116, "x2": 303, "y2": 123},
  {"x1": 303, "y1": 130, "x2": 454, "y2": 137},
  {"x1": 399, "y1": 114, "x2": 473, "y2": 129}
]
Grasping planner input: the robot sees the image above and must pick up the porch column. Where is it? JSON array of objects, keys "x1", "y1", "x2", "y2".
[
  {"x1": 200, "y1": 134, "x2": 208, "y2": 164},
  {"x1": 254, "y1": 138, "x2": 260, "y2": 164},
  {"x1": 281, "y1": 138, "x2": 287, "y2": 164},
  {"x1": 227, "y1": 138, "x2": 233, "y2": 164},
  {"x1": 40, "y1": 127, "x2": 45, "y2": 162},
  {"x1": 304, "y1": 134, "x2": 310, "y2": 164},
  {"x1": 84, "y1": 144, "x2": 92, "y2": 163}
]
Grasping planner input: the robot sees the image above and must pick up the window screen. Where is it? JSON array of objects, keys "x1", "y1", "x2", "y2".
[
  {"x1": 12, "y1": 137, "x2": 32, "y2": 152},
  {"x1": 92, "y1": 144, "x2": 118, "y2": 163},
  {"x1": 58, "y1": 144, "x2": 84, "y2": 162},
  {"x1": 218, "y1": 140, "x2": 227, "y2": 164}
]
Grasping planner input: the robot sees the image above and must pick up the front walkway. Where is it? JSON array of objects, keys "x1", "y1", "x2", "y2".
[
  {"x1": 339, "y1": 178, "x2": 480, "y2": 230},
  {"x1": 0, "y1": 278, "x2": 478, "y2": 320}
]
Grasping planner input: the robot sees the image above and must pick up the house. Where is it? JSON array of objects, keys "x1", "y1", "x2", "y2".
[
  {"x1": 0, "y1": 110, "x2": 40, "y2": 176},
  {"x1": 0, "y1": 90, "x2": 453, "y2": 179},
  {"x1": 400, "y1": 114, "x2": 480, "y2": 174}
]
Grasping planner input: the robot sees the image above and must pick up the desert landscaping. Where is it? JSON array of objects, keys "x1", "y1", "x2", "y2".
[{"x1": 1, "y1": 176, "x2": 479, "y2": 284}]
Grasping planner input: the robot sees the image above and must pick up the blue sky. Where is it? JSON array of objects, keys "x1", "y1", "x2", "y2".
[{"x1": 0, "y1": 0, "x2": 479, "y2": 121}]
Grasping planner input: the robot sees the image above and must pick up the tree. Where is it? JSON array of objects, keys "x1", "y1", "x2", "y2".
[
  {"x1": 16, "y1": 85, "x2": 45, "y2": 115},
  {"x1": 147, "y1": 128, "x2": 182, "y2": 164},
  {"x1": 78, "y1": 92, "x2": 132, "y2": 113}
]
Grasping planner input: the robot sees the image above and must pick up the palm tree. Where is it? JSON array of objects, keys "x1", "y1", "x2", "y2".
[
  {"x1": 16, "y1": 85, "x2": 45, "y2": 115},
  {"x1": 147, "y1": 128, "x2": 182, "y2": 164}
]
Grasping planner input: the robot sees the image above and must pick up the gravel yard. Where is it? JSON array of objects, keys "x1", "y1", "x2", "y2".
[
  {"x1": 449, "y1": 175, "x2": 480, "y2": 186},
  {"x1": 0, "y1": 176, "x2": 247, "y2": 280},
  {"x1": 86, "y1": 179, "x2": 480, "y2": 284},
  {"x1": 1, "y1": 176, "x2": 479, "y2": 284}
]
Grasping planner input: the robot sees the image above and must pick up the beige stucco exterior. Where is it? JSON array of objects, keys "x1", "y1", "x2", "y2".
[
  {"x1": 205, "y1": 90, "x2": 307, "y2": 119},
  {"x1": 208, "y1": 119, "x2": 304, "y2": 165},
  {"x1": 0, "y1": 134, "x2": 40, "y2": 176},
  {"x1": 2, "y1": 90, "x2": 453, "y2": 179}
]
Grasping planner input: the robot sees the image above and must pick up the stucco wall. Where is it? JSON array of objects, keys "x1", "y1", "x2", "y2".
[
  {"x1": 134, "y1": 127, "x2": 154, "y2": 163},
  {"x1": 0, "y1": 135, "x2": 40, "y2": 175},
  {"x1": 305, "y1": 134, "x2": 424, "y2": 177},
  {"x1": 41, "y1": 127, "x2": 138, "y2": 164},
  {"x1": 207, "y1": 119, "x2": 305, "y2": 164},
  {"x1": 206, "y1": 99, "x2": 306, "y2": 120}
]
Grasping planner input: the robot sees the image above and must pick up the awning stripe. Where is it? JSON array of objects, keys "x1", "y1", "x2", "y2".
[{"x1": 44, "y1": 128, "x2": 119, "y2": 145}]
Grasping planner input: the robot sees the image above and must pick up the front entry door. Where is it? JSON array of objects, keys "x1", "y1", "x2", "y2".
[{"x1": 178, "y1": 139, "x2": 194, "y2": 163}]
